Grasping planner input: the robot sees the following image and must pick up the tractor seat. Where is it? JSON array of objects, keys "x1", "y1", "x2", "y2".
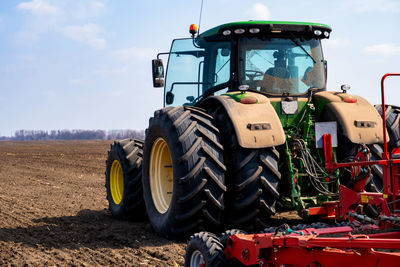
[
  {"x1": 265, "y1": 67, "x2": 290, "y2": 79},
  {"x1": 260, "y1": 67, "x2": 291, "y2": 93}
]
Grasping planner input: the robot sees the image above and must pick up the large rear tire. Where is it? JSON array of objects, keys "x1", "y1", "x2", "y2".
[
  {"x1": 375, "y1": 104, "x2": 400, "y2": 150},
  {"x1": 105, "y1": 139, "x2": 146, "y2": 220},
  {"x1": 336, "y1": 136, "x2": 383, "y2": 192},
  {"x1": 142, "y1": 106, "x2": 226, "y2": 239},
  {"x1": 212, "y1": 107, "x2": 281, "y2": 230}
]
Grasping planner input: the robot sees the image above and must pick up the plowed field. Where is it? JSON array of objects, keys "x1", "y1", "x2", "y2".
[
  {"x1": 0, "y1": 141, "x2": 185, "y2": 266},
  {"x1": 0, "y1": 141, "x2": 301, "y2": 266}
]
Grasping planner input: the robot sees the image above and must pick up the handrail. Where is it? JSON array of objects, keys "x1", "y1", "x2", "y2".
[{"x1": 381, "y1": 73, "x2": 400, "y2": 159}]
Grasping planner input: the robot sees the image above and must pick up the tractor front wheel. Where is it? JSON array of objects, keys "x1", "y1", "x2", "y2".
[{"x1": 105, "y1": 139, "x2": 146, "y2": 220}]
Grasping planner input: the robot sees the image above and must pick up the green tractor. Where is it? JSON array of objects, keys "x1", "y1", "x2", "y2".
[{"x1": 105, "y1": 21, "x2": 399, "y2": 240}]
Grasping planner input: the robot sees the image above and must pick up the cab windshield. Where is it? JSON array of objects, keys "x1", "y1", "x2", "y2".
[
  {"x1": 240, "y1": 37, "x2": 325, "y2": 95},
  {"x1": 164, "y1": 38, "x2": 231, "y2": 106}
]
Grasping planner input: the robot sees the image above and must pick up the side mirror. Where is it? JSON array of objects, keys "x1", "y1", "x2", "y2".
[{"x1": 152, "y1": 59, "x2": 164, "y2": 87}]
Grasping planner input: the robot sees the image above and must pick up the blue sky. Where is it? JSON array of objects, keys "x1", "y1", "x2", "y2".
[{"x1": 0, "y1": 0, "x2": 399, "y2": 136}]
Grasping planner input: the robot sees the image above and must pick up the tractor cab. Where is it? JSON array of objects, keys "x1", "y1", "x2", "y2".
[{"x1": 152, "y1": 21, "x2": 331, "y2": 106}]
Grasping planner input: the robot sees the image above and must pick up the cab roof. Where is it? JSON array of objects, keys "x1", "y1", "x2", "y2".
[{"x1": 199, "y1": 21, "x2": 332, "y2": 39}]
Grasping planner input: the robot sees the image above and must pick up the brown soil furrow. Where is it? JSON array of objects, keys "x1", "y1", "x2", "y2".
[{"x1": 0, "y1": 140, "x2": 187, "y2": 265}]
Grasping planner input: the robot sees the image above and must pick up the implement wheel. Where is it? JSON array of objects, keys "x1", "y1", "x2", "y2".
[
  {"x1": 219, "y1": 229, "x2": 247, "y2": 247},
  {"x1": 185, "y1": 232, "x2": 226, "y2": 267},
  {"x1": 212, "y1": 106, "x2": 281, "y2": 229},
  {"x1": 142, "y1": 106, "x2": 226, "y2": 239},
  {"x1": 105, "y1": 139, "x2": 146, "y2": 220}
]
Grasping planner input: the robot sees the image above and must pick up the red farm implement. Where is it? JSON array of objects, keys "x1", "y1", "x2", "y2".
[{"x1": 185, "y1": 73, "x2": 400, "y2": 267}]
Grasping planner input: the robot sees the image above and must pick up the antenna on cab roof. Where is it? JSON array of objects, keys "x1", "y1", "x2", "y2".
[{"x1": 198, "y1": 0, "x2": 204, "y2": 36}]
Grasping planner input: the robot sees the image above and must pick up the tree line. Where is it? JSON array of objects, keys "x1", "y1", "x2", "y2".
[{"x1": 0, "y1": 129, "x2": 145, "y2": 141}]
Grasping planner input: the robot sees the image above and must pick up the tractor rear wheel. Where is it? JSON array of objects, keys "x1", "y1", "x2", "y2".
[
  {"x1": 105, "y1": 139, "x2": 146, "y2": 220},
  {"x1": 142, "y1": 106, "x2": 226, "y2": 239},
  {"x1": 212, "y1": 107, "x2": 281, "y2": 230},
  {"x1": 375, "y1": 104, "x2": 400, "y2": 150},
  {"x1": 336, "y1": 136, "x2": 383, "y2": 192},
  {"x1": 367, "y1": 143, "x2": 383, "y2": 192}
]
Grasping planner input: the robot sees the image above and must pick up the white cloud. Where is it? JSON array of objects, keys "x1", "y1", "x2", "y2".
[
  {"x1": 112, "y1": 47, "x2": 156, "y2": 61},
  {"x1": 350, "y1": 0, "x2": 400, "y2": 13},
  {"x1": 17, "y1": 0, "x2": 62, "y2": 16},
  {"x1": 15, "y1": 17, "x2": 60, "y2": 45},
  {"x1": 62, "y1": 24, "x2": 106, "y2": 50},
  {"x1": 73, "y1": 0, "x2": 107, "y2": 18},
  {"x1": 364, "y1": 43, "x2": 400, "y2": 57},
  {"x1": 15, "y1": 1, "x2": 108, "y2": 46},
  {"x1": 246, "y1": 3, "x2": 271, "y2": 20},
  {"x1": 17, "y1": 0, "x2": 107, "y2": 18}
]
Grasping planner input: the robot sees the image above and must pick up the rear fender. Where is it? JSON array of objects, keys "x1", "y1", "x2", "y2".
[
  {"x1": 200, "y1": 91, "x2": 285, "y2": 148},
  {"x1": 314, "y1": 91, "x2": 388, "y2": 144}
]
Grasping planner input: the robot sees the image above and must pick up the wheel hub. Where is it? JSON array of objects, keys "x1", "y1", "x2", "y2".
[
  {"x1": 150, "y1": 137, "x2": 173, "y2": 214},
  {"x1": 110, "y1": 160, "x2": 124, "y2": 205}
]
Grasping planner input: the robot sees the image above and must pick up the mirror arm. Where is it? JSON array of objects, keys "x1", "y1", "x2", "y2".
[
  {"x1": 157, "y1": 52, "x2": 170, "y2": 60},
  {"x1": 170, "y1": 82, "x2": 209, "y2": 93}
]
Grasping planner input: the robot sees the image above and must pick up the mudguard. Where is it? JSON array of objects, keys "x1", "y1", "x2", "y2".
[
  {"x1": 314, "y1": 91, "x2": 387, "y2": 144},
  {"x1": 201, "y1": 91, "x2": 285, "y2": 148}
]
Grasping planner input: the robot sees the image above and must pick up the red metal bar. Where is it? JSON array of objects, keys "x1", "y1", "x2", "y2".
[
  {"x1": 392, "y1": 158, "x2": 400, "y2": 206},
  {"x1": 227, "y1": 230, "x2": 400, "y2": 266},
  {"x1": 308, "y1": 201, "x2": 339, "y2": 219},
  {"x1": 297, "y1": 236, "x2": 400, "y2": 249},
  {"x1": 381, "y1": 73, "x2": 400, "y2": 196},
  {"x1": 266, "y1": 247, "x2": 400, "y2": 267},
  {"x1": 327, "y1": 159, "x2": 400, "y2": 169},
  {"x1": 381, "y1": 73, "x2": 400, "y2": 158},
  {"x1": 323, "y1": 133, "x2": 333, "y2": 165}
]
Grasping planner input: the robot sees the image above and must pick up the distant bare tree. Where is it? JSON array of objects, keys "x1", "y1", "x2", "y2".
[
  {"x1": 0, "y1": 129, "x2": 144, "y2": 141},
  {"x1": 106, "y1": 129, "x2": 145, "y2": 140}
]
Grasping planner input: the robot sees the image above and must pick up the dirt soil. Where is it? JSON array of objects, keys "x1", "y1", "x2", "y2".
[{"x1": 0, "y1": 141, "x2": 301, "y2": 266}]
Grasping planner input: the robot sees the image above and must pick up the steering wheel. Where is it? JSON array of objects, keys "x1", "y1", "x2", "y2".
[{"x1": 245, "y1": 70, "x2": 264, "y2": 83}]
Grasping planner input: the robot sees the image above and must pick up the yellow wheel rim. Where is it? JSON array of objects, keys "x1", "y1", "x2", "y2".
[
  {"x1": 150, "y1": 137, "x2": 173, "y2": 214},
  {"x1": 110, "y1": 160, "x2": 124, "y2": 205}
]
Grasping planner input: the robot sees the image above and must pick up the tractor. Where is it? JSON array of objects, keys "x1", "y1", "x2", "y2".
[{"x1": 105, "y1": 20, "x2": 400, "y2": 240}]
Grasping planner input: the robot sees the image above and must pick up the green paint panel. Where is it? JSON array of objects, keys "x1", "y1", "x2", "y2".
[
  {"x1": 312, "y1": 96, "x2": 330, "y2": 121},
  {"x1": 200, "y1": 20, "x2": 332, "y2": 38},
  {"x1": 270, "y1": 101, "x2": 308, "y2": 128},
  {"x1": 223, "y1": 92, "x2": 247, "y2": 102}
]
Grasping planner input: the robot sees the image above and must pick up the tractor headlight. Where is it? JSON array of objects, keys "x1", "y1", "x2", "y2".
[
  {"x1": 249, "y1": 28, "x2": 260, "y2": 34},
  {"x1": 314, "y1": 30, "x2": 322, "y2": 36},
  {"x1": 234, "y1": 28, "x2": 245, "y2": 34}
]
